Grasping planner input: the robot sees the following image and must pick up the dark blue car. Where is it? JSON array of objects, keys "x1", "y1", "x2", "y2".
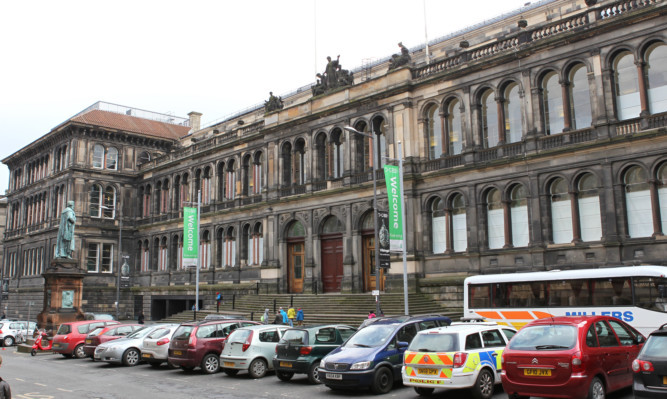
[{"x1": 318, "y1": 315, "x2": 452, "y2": 394}]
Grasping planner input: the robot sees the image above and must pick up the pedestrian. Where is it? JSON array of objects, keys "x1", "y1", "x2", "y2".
[
  {"x1": 273, "y1": 311, "x2": 283, "y2": 325},
  {"x1": 0, "y1": 355, "x2": 10, "y2": 399},
  {"x1": 0, "y1": 313, "x2": 5, "y2": 320},
  {"x1": 279, "y1": 307, "x2": 288, "y2": 325},
  {"x1": 261, "y1": 308, "x2": 270, "y2": 325},
  {"x1": 296, "y1": 307, "x2": 304, "y2": 326},
  {"x1": 287, "y1": 306, "x2": 296, "y2": 327},
  {"x1": 138, "y1": 310, "x2": 145, "y2": 324},
  {"x1": 216, "y1": 292, "x2": 222, "y2": 312},
  {"x1": 368, "y1": 310, "x2": 376, "y2": 319}
]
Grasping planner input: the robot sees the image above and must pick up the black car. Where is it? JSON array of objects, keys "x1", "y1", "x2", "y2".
[
  {"x1": 632, "y1": 322, "x2": 667, "y2": 398},
  {"x1": 273, "y1": 324, "x2": 357, "y2": 384}
]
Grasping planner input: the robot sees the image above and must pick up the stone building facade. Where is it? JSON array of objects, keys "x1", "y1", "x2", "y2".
[{"x1": 3, "y1": 0, "x2": 667, "y2": 320}]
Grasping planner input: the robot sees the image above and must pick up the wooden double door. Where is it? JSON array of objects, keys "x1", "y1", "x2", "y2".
[
  {"x1": 362, "y1": 234, "x2": 385, "y2": 291},
  {"x1": 321, "y1": 236, "x2": 343, "y2": 293}
]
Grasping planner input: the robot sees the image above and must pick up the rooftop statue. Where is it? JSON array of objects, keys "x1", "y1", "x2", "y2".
[
  {"x1": 311, "y1": 55, "x2": 353, "y2": 96},
  {"x1": 55, "y1": 201, "x2": 76, "y2": 259},
  {"x1": 388, "y1": 42, "x2": 411, "y2": 70},
  {"x1": 264, "y1": 91, "x2": 284, "y2": 113}
]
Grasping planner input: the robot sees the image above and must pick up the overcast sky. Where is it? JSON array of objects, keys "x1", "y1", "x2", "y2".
[{"x1": 0, "y1": 0, "x2": 534, "y2": 193}]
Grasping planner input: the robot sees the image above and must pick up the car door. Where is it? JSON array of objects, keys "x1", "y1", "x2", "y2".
[
  {"x1": 481, "y1": 328, "x2": 506, "y2": 378},
  {"x1": 387, "y1": 324, "x2": 418, "y2": 376},
  {"x1": 607, "y1": 319, "x2": 641, "y2": 389},
  {"x1": 594, "y1": 320, "x2": 625, "y2": 391}
]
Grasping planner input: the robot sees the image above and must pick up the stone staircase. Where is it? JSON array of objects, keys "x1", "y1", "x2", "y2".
[{"x1": 159, "y1": 292, "x2": 462, "y2": 327}]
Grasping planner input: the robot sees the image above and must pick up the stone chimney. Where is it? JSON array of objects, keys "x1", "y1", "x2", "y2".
[{"x1": 188, "y1": 111, "x2": 202, "y2": 133}]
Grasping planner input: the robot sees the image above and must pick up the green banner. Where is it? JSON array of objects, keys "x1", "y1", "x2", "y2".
[
  {"x1": 182, "y1": 207, "x2": 198, "y2": 266},
  {"x1": 384, "y1": 165, "x2": 403, "y2": 251}
]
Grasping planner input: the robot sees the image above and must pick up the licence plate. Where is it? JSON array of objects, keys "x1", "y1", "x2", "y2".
[
  {"x1": 173, "y1": 350, "x2": 182, "y2": 356},
  {"x1": 524, "y1": 368, "x2": 551, "y2": 376},
  {"x1": 326, "y1": 373, "x2": 342, "y2": 380},
  {"x1": 52, "y1": 343, "x2": 61, "y2": 349},
  {"x1": 85, "y1": 339, "x2": 91, "y2": 344},
  {"x1": 418, "y1": 368, "x2": 438, "y2": 375},
  {"x1": 663, "y1": 376, "x2": 667, "y2": 385},
  {"x1": 142, "y1": 353, "x2": 152, "y2": 358},
  {"x1": 279, "y1": 361, "x2": 292, "y2": 368},
  {"x1": 409, "y1": 378, "x2": 445, "y2": 385},
  {"x1": 224, "y1": 362, "x2": 235, "y2": 367}
]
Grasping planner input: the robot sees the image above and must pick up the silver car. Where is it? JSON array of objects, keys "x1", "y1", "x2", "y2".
[
  {"x1": 94, "y1": 324, "x2": 167, "y2": 366},
  {"x1": 141, "y1": 324, "x2": 180, "y2": 368},
  {"x1": 220, "y1": 324, "x2": 288, "y2": 378}
]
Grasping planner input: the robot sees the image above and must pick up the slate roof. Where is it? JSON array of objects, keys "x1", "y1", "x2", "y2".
[{"x1": 70, "y1": 109, "x2": 189, "y2": 140}]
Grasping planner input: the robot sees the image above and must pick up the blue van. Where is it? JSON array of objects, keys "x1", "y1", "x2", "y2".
[{"x1": 318, "y1": 315, "x2": 452, "y2": 394}]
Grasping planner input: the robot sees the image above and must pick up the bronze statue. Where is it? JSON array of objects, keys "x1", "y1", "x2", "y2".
[
  {"x1": 55, "y1": 201, "x2": 76, "y2": 259},
  {"x1": 388, "y1": 42, "x2": 411, "y2": 70},
  {"x1": 311, "y1": 55, "x2": 353, "y2": 96},
  {"x1": 264, "y1": 91, "x2": 284, "y2": 113}
]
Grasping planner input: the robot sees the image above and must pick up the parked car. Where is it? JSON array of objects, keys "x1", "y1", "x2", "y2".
[
  {"x1": 220, "y1": 324, "x2": 289, "y2": 378},
  {"x1": 203, "y1": 314, "x2": 245, "y2": 321},
  {"x1": 402, "y1": 322, "x2": 517, "y2": 398},
  {"x1": 83, "y1": 312, "x2": 115, "y2": 321},
  {"x1": 632, "y1": 322, "x2": 667, "y2": 398},
  {"x1": 141, "y1": 324, "x2": 181, "y2": 368},
  {"x1": 0, "y1": 320, "x2": 37, "y2": 346},
  {"x1": 273, "y1": 324, "x2": 357, "y2": 384},
  {"x1": 95, "y1": 324, "x2": 175, "y2": 366},
  {"x1": 318, "y1": 315, "x2": 452, "y2": 394},
  {"x1": 82, "y1": 323, "x2": 142, "y2": 359},
  {"x1": 52, "y1": 319, "x2": 120, "y2": 358},
  {"x1": 501, "y1": 315, "x2": 645, "y2": 399},
  {"x1": 168, "y1": 319, "x2": 259, "y2": 374}
]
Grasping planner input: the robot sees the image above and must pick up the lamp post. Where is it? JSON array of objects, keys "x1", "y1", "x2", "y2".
[{"x1": 343, "y1": 126, "x2": 381, "y2": 316}]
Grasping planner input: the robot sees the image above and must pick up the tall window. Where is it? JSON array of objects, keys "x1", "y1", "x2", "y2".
[
  {"x1": 221, "y1": 228, "x2": 236, "y2": 268},
  {"x1": 427, "y1": 104, "x2": 443, "y2": 159},
  {"x1": 200, "y1": 230, "x2": 210, "y2": 269},
  {"x1": 142, "y1": 185, "x2": 151, "y2": 218},
  {"x1": 87, "y1": 243, "x2": 113, "y2": 273},
  {"x1": 225, "y1": 161, "x2": 236, "y2": 200},
  {"x1": 160, "y1": 180, "x2": 169, "y2": 214},
  {"x1": 551, "y1": 177, "x2": 573, "y2": 244},
  {"x1": 295, "y1": 139, "x2": 306, "y2": 185},
  {"x1": 89, "y1": 185, "x2": 115, "y2": 218},
  {"x1": 510, "y1": 185, "x2": 529, "y2": 247},
  {"x1": 481, "y1": 90, "x2": 499, "y2": 147},
  {"x1": 246, "y1": 223, "x2": 263, "y2": 266},
  {"x1": 646, "y1": 43, "x2": 667, "y2": 114},
  {"x1": 252, "y1": 152, "x2": 263, "y2": 195},
  {"x1": 451, "y1": 194, "x2": 467, "y2": 252},
  {"x1": 624, "y1": 166, "x2": 652, "y2": 238},
  {"x1": 316, "y1": 133, "x2": 327, "y2": 181},
  {"x1": 92, "y1": 145, "x2": 118, "y2": 170},
  {"x1": 372, "y1": 117, "x2": 388, "y2": 168},
  {"x1": 578, "y1": 173, "x2": 602, "y2": 242},
  {"x1": 569, "y1": 64, "x2": 593, "y2": 129},
  {"x1": 202, "y1": 167, "x2": 211, "y2": 204},
  {"x1": 614, "y1": 51, "x2": 640, "y2": 120},
  {"x1": 92, "y1": 145, "x2": 105, "y2": 168},
  {"x1": 106, "y1": 147, "x2": 118, "y2": 170},
  {"x1": 543, "y1": 71, "x2": 564, "y2": 134},
  {"x1": 158, "y1": 237, "x2": 168, "y2": 271},
  {"x1": 353, "y1": 121, "x2": 371, "y2": 173},
  {"x1": 659, "y1": 164, "x2": 667, "y2": 234},
  {"x1": 487, "y1": 188, "x2": 504, "y2": 249},
  {"x1": 216, "y1": 163, "x2": 225, "y2": 200},
  {"x1": 504, "y1": 83, "x2": 523, "y2": 143},
  {"x1": 180, "y1": 174, "x2": 189, "y2": 206},
  {"x1": 282, "y1": 142, "x2": 292, "y2": 186},
  {"x1": 431, "y1": 198, "x2": 446, "y2": 254},
  {"x1": 447, "y1": 100, "x2": 463, "y2": 155},
  {"x1": 330, "y1": 129, "x2": 344, "y2": 179}
]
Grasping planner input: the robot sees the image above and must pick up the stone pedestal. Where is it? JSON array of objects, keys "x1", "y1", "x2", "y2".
[{"x1": 37, "y1": 258, "x2": 85, "y2": 331}]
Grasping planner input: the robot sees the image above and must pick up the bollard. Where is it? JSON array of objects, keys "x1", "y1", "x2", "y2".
[{"x1": 232, "y1": 294, "x2": 236, "y2": 309}]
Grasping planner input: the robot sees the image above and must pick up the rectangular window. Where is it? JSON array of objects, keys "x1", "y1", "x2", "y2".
[
  {"x1": 452, "y1": 213, "x2": 468, "y2": 252},
  {"x1": 432, "y1": 216, "x2": 447, "y2": 254},
  {"x1": 578, "y1": 196, "x2": 602, "y2": 242},
  {"x1": 511, "y1": 205, "x2": 529, "y2": 247},
  {"x1": 487, "y1": 208, "x2": 505, "y2": 249},
  {"x1": 626, "y1": 190, "x2": 653, "y2": 238},
  {"x1": 87, "y1": 243, "x2": 114, "y2": 273},
  {"x1": 552, "y1": 200, "x2": 573, "y2": 244}
]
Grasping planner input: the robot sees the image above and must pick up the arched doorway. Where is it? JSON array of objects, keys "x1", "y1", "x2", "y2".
[
  {"x1": 287, "y1": 221, "x2": 305, "y2": 293},
  {"x1": 361, "y1": 212, "x2": 385, "y2": 291},
  {"x1": 320, "y1": 216, "x2": 344, "y2": 293}
]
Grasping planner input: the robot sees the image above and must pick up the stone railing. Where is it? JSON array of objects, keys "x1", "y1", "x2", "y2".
[
  {"x1": 530, "y1": 13, "x2": 588, "y2": 41},
  {"x1": 615, "y1": 118, "x2": 641, "y2": 135},
  {"x1": 599, "y1": 0, "x2": 660, "y2": 19}
]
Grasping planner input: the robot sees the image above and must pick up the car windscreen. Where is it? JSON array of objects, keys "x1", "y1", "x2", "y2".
[
  {"x1": 126, "y1": 326, "x2": 151, "y2": 339},
  {"x1": 146, "y1": 328, "x2": 170, "y2": 339},
  {"x1": 279, "y1": 329, "x2": 307, "y2": 345},
  {"x1": 89, "y1": 327, "x2": 106, "y2": 336},
  {"x1": 409, "y1": 333, "x2": 459, "y2": 352},
  {"x1": 641, "y1": 334, "x2": 667, "y2": 355},
  {"x1": 228, "y1": 329, "x2": 252, "y2": 344},
  {"x1": 57, "y1": 324, "x2": 71, "y2": 335},
  {"x1": 508, "y1": 325, "x2": 577, "y2": 350},
  {"x1": 172, "y1": 325, "x2": 194, "y2": 340},
  {"x1": 343, "y1": 324, "x2": 397, "y2": 348}
]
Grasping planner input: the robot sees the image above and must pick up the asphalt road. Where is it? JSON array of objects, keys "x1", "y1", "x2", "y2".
[{"x1": 0, "y1": 348, "x2": 634, "y2": 399}]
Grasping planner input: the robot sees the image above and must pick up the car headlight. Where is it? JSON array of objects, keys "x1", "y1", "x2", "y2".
[
  {"x1": 320, "y1": 359, "x2": 326, "y2": 368},
  {"x1": 350, "y1": 361, "x2": 371, "y2": 370}
]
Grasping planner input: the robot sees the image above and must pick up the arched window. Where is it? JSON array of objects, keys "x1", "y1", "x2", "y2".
[
  {"x1": 103, "y1": 186, "x2": 115, "y2": 218},
  {"x1": 551, "y1": 178, "x2": 573, "y2": 244},
  {"x1": 89, "y1": 184, "x2": 102, "y2": 217},
  {"x1": 487, "y1": 188, "x2": 504, "y2": 249},
  {"x1": 569, "y1": 64, "x2": 593, "y2": 129},
  {"x1": 322, "y1": 216, "x2": 344, "y2": 234},
  {"x1": 578, "y1": 173, "x2": 602, "y2": 242},
  {"x1": 181, "y1": 174, "x2": 189, "y2": 207},
  {"x1": 353, "y1": 121, "x2": 371, "y2": 173},
  {"x1": 160, "y1": 180, "x2": 169, "y2": 214},
  {"x1": 658, "y1": 163, "x2": 667, "y2": 234},
  {"x1": 252, "y1": 152, "x2": 264, "y2": 195},
  {"x1": 646, "y1": 43, "x2": 667, "y2": 114},
  {"x1": 430, "y1": 198, "x2": 446, "y2": 254},
  {"x1": 282, "y1": 142, "x2": 292, "y2": 186},
  {"x1": 106, "y1": 147, "x2": 118, "y2": 170},
  {"x1": 372, "y1": 117, "x2": 388, "y2": 168},
  {"x1": 158, "y1": 237, "x2": 168, "y2": 271},
  {"x1": 504, "y1": 82, "x2": 523, "y2": 143},
  {"x1": 225, "y1": 161, "x2": 236, "y2": 200},
  {"x1": 542, "y1": 71, "x2": 564, "y2": 134},
  {"x1": 294, "y1": 139, "x2": 306, "y2": 185},
  {"x1": 141, "y1": 239, "x2": 150, "y2": 272},
  {"x1": 143, "y1": 185, "x2": 152, "y2": 218},
  {"x1": 510, "y1": 185, "x2": 529, "y2": 247},
  {"x1": 242, "y1": 155, "x2": 251, "y2": 197},
  {"x1": 427, "y1": 104, "x2": 443, "y2": 159},
  {"x1": 446, "y1": 100, "x2": 463, "y2": 155},
  {"x1": 221, "y1": 227, "x2": 236, "y2": 268},
  {"x1": 138, "y1": 151, "x2": 151, "y2": 165},
  {"x1": 330, "y1": 128, "x2": 344, "y2": 179},
  {"x1": 451, "y1": 194, "x2": 467, "y2": 252},
  {"x1": 170, "y1": 235, "x2": 179, "y2": 270},
  {"x1": 202, "y1": 167, "x2": 211, "y2": 204},
  {"x1": 200, "y1": 230, "x2": 211, "y2": 269},
  {"x1": 481, "y1": 90, "x2": 499, "y2": 147},
  {"x1": 89, "y1": 185, "x2": 114, "y2": 218},
  {"x1": 216, "y1": 163, "x2": 225, "y2": 200},
  {"x1": 92, "y1": 145, "x2": 104, "y2": 168},
  {"x1": 173, "y1": 175, "x2": 181, "y2": 210},
  {"x1": 624, "y1": 166, "x2": 652, "y2": 237},
  {"x1": 316, "y1": 133, "x2": 327, "y2": 181},
  {"x1": 614, "y1": 51, "x2": 640, "y2": 120}
]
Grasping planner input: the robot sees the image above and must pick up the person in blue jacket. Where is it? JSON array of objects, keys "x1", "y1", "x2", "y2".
[
  {"x1": 296, "y1": 307, "x2": 304, "y2": 326},
  {"x1": 279, "y1": 307, "x2": 288, "y2": 325}
]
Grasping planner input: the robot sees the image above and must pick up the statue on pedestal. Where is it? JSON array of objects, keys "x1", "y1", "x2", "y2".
[
  {"x1": 264, "y1": 91, "x2": 284, "y2": 113},
  {"x1": 311, "y1": 55, "x2": 354, "y2": 96},
  {"x1": 388, "y1": 42, "x2": 411, "y2": 70},
  {"x1": 55, "y1": 201, "x2": 76, "y2": 259}
]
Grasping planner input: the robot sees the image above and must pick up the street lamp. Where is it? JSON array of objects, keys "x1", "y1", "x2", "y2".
[{"x1": 343, "y1": 125, "x2": 381, "y2": 316}]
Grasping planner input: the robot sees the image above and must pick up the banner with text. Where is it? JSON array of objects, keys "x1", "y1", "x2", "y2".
[
  {"x1": 182, "y1": 207, "x2": 199, "y2": 267},
  {"x1": 383, "y1": 165, "x2": 404, "y2": 251}
]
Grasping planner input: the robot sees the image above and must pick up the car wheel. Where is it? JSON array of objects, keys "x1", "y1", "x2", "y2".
[
  {"x1": 588, "y1": 377, "x2": 605, "y2": 399},
  {"x1": 471, "y1": 369, "x2": 494, "y2": 399},
  {"x1": 122, "y1": 348, "x2": 140, "y2": 367},
  {"x1": 370, "y1": 367, "x2": 393, "y2": 394},
  {"x1": 73, "y1": 344, "x2": 86, "y2": 359},
  {"x1": 223, "y1": 368, "x2": 239, "y2": 376},
  {"x1": 201, "y1": 354, "x2": 220, "y2": 374},
  {"x1": 415, "y1": 387, "x2": 434, "y2": 396},
  {"x1": 3, "y1": 336, "x2": 14, "y2": 347},
  {"x1": 276, "y1": 370, "x2": 294, "y2": 381},
  {"x1": 181, "y1": 366, "x2": 195, "y2": 372},
  {"x1": 307, "y1": 362, "x2": 321, "y2": 384},
  {"x1": 31, "y1": 349, "x2": 37, "y2": 356},
  {"x1": 149, "y1": 361, "x2": 162, "y2": 368},
  {"x1": 248, "y1": 358, "x2": 268, "y2": 379}
]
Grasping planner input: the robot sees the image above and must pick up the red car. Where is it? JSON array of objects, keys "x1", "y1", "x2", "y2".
[
  {"x1": 501, "y1": 315, "x2": 645, "y2": 399},
  {"x1": 168, "y1": 319, "x2": 259, "y2": 374},
  {"x1": 52, "y1": 320, "x2": 120, "y2": 358},
  {"x1": 82, "y1": 323, "x2": 142, "y2": 359}
]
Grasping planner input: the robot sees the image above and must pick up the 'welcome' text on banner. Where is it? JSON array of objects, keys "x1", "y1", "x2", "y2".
[
  {"x1": 182, "y1": 207, "x2": 198, "y2": 267},
  {"x1": 384, "y1": 165, "x2": 404, "y2": 251}
]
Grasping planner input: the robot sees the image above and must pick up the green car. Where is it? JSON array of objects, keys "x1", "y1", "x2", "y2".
[{"x1": 273, "y1": 324, "x2": 357, "y2": 384}]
